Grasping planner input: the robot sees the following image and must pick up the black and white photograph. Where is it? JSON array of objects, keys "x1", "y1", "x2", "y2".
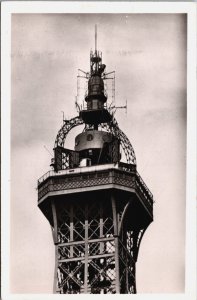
[{"x1": 1, "y1": 2, "x2": 196, "y2": 299}]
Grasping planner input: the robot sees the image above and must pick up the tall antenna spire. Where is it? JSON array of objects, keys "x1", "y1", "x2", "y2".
[{"x1": 95, "y1": 24, "x2": 97, "y2": 52}]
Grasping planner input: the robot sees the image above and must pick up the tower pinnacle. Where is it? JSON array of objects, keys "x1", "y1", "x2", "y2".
[
  {"x1": 95, "y1": 24, "x2": 97, "y2": 53},
  {"x1": 80, "y1": 26, "x2": 111, "y2": 126}
]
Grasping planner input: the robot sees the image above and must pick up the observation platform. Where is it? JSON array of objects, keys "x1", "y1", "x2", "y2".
[{"x1": 38, "y1": 163, "x2": 153, "y2": 228}]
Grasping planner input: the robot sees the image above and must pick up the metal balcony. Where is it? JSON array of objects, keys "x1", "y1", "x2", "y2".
[{"x1": 38, "y1": 163, "x2": 153, "y2": 218}]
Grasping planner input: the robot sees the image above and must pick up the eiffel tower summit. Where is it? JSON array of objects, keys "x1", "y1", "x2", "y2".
[{"x1": 37, "y1": 26, "x2": 154, "y2": 294}]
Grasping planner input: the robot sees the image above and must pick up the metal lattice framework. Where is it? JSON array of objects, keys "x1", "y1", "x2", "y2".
[
  {"x1": 54, "y1": 115, "x2": 136, "y2": 165},
  {"x1": 51, "y1": 194, "x2": 146, "y2": 294},
  {"x1": 55, "y1": 117, "x2": 84, "y2": 147}
]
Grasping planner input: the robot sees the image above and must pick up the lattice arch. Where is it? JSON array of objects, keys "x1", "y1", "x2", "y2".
[
  {"x1": 99, "y1": 118, "x2": 136, "y2": 165},
  {"x1": 55, "y1": 116, "x2": 84, "y2": 147},
  {"x1": 54, "y1": 115, "x2": 136, "y2": 165}
]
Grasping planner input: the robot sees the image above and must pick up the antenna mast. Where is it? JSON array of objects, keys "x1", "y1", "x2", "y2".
[{"x1": 95, "y1": 24, "x2": 97, "y2": 53}]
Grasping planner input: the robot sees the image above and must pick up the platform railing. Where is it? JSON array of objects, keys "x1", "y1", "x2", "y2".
[
  {"x1": 38, "y1": 163, "x2": 153, "y2": 212},
  {"x1": 38, "y1": 163, "x2": 118, "y2": 186},
  {"x1": 38, "y1": 163, "x2": 137, "y2": 186},
  {"x1": 136, "y1": 171, "x2": 153, "y2": 200}
]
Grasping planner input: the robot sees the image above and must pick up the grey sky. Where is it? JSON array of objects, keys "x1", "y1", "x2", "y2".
[{"x1": 11, "y1": 13, "x2": 186, "y2": 293}]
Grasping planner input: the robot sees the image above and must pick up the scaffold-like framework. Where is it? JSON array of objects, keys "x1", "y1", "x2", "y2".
[{"x1": 50, "y1": 192, "x2": 149, "y2": 294}]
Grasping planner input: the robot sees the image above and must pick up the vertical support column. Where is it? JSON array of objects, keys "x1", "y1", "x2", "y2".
[
  {"x1": 126, "y1": 250, "x2": 129, "y2": 293},
  {"x1": 111, "y1": 194, "x2": 120, "y2": 293},
  {"x1": 99, "y1": 203, "x2": 104, "y2": 253},
  {"x1": 132, "y1": 264, "x2": 137, "y2": 294},
  {"x1": 84, "y1": 203, "x2": 89, "y2": 293},
  {"x1": 99, "y1": 203, "x2": 104, "y2": 293},
  {"x1": 51, "y1": 200, "x2": 59, "y2": 294},
  {"x1": 128, "y1": 230, "x2": 137, "y2": 294},
  {"x1": 70, "y1": 204, "x2": 74, "y2": 257},
  {"x1": 132, "y1": 229, "x2": 141, "y2": 294}
]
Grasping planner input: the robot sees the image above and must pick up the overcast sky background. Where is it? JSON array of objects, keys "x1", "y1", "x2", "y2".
[{"x1": 11, "y1": 13, "x2": 186, "y2": 294}]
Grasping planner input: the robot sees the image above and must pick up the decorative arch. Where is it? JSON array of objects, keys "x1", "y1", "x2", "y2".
[
  {"x1": 54, "y1": 115, "x2": 136, "y2": 165},
  {"x1": 54, "y1": 116, "x2": 84, "y2": 147}
]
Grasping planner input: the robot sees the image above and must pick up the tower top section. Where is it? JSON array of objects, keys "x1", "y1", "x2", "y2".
[
  {"x1": 52, "y1": 25, "x2": 137, "y2": 171},
  {"x1": 80, "y1": 25, "x2": 111, "y2": 126}
]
